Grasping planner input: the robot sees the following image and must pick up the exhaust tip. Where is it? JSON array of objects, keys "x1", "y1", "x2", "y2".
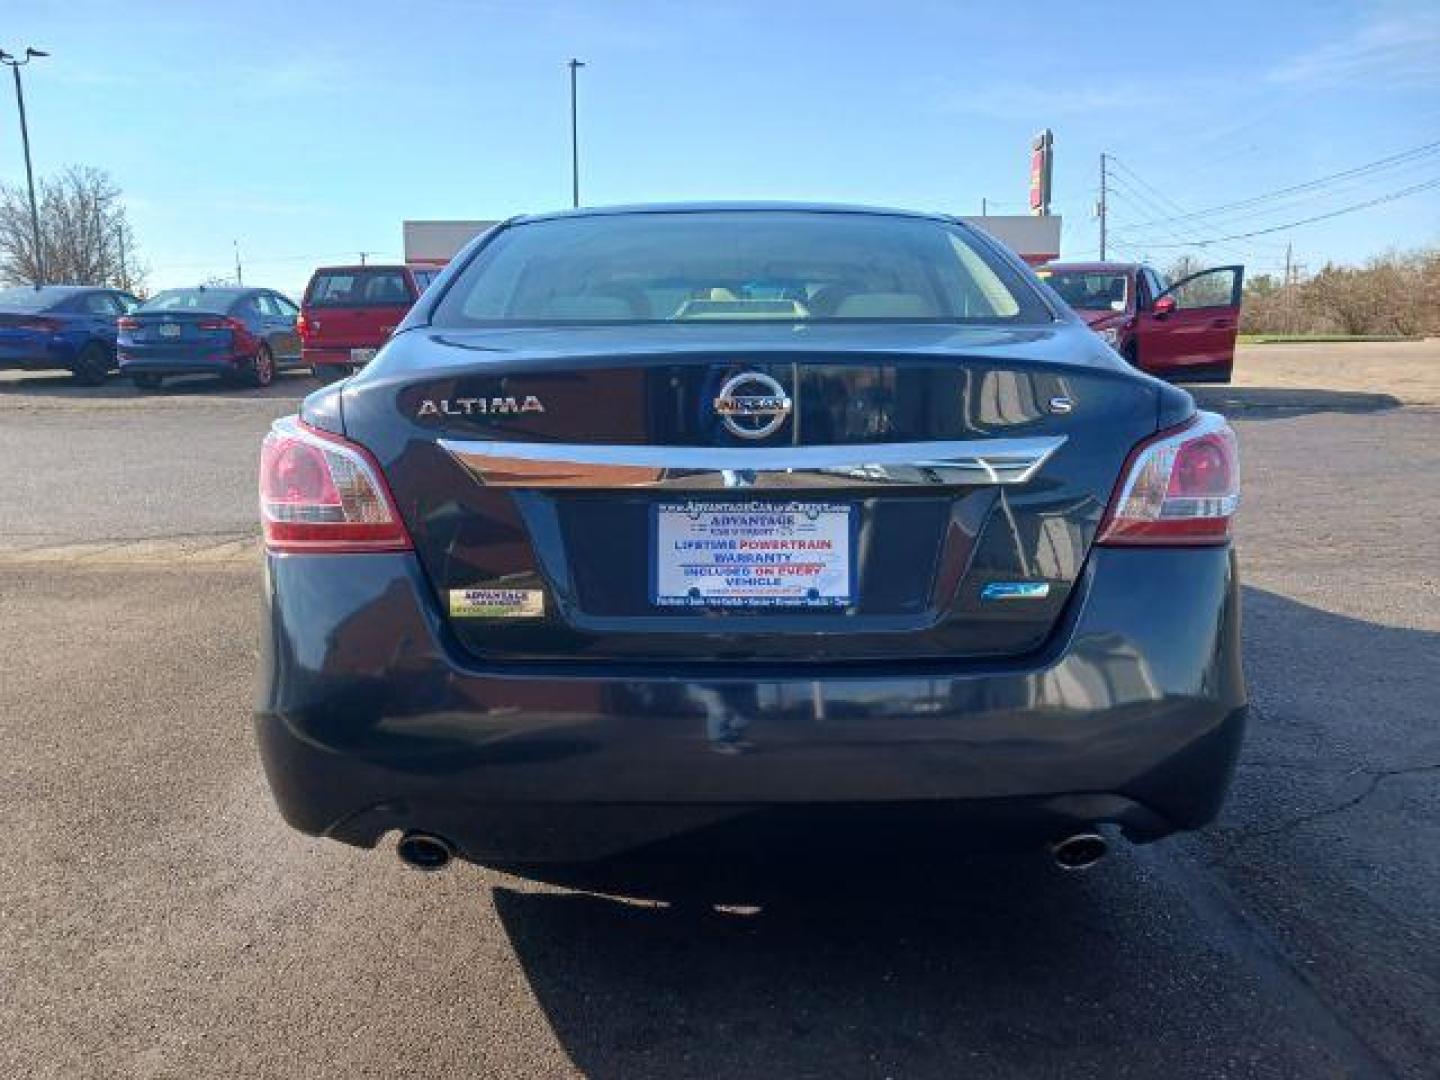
[
  {"x1": 397, "y1": 831, "x2": 454, "y2": 872},
  {"x1": 1050, "y1": 832, "x2": 1109, "y2": 871}
]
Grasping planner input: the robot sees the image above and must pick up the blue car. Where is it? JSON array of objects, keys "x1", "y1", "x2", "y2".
[
  {"x1": 0, "y1": 285, "x2": 140, "y2": 385},
  {"x1": 118, "y1": 286, "x2": 302, "y2": 391}
]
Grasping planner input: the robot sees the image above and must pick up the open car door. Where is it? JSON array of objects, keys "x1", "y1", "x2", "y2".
[{"x1": 1133, "y1": 265, "x2": 1243, "y2": 383}]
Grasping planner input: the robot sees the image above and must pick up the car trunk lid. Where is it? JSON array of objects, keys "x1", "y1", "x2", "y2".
[
  {"x1": 342, "y1": 324, "x2": 1162, "y2": 663},
  {"x1": 123, "y1": 310, "x2": 234, "y2": 346}
]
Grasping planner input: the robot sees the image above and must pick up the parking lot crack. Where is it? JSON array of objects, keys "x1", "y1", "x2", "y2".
[{"x1": 1214, "y1": 764, "x2": 1440, "y2": 863}]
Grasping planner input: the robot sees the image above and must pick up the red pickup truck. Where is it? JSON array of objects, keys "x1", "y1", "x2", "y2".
[
  {"x1": 1039, "y1": 262, "x2": 1243, "y2": 383},
  {"x1": 299, "y1": 264, "x2": 439, "y2": 383}
]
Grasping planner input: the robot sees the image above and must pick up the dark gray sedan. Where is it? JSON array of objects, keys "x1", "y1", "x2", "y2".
[{"x1": 254, "y1": 204, "x2": 1246, "y2": 879}]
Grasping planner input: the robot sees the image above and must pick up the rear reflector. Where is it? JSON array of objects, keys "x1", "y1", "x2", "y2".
[
  {"x1": 1097, "y1": 411, "x2": 1239, "y2": 546},
  {"x1": 259, "y1": 417, "x2": 411, "y2": 553}
]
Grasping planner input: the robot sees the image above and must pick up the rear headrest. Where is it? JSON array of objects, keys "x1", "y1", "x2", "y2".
[
  {"x1": 538, "y1": 295, "x2": 636, "y2": 320},
  {"x1": 832, "y1": 292, "x2": 932, "y2": 318}
]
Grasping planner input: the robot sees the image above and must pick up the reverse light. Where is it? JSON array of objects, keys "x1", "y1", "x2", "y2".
[
  {"x1": 1097, "y1": 411, "x2": 1239, "y2": 546},
  {"x1": 259, "y1": 417, "x2": 411, "y2": 553}
]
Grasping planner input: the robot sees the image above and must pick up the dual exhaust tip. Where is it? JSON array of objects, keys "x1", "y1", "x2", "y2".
[
  {"x1": 1050, "y1": 831, "x2": 1109, "y2": 871},
  {"x1": 396, "y1": 831, "x2": 454, "y2": 872},
  {"x1": 396, "y1": 829, "x2": 1110, "y2": 873}
]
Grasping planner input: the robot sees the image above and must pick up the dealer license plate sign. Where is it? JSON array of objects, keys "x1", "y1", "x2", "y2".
[{"x1": 652, "y1": 502, "x2": 854, "y2": 608}]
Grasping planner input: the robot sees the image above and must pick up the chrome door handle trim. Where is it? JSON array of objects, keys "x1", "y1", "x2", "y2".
[{"x1": 438, "y1": 436, "x2": 1066, "y2": 490}]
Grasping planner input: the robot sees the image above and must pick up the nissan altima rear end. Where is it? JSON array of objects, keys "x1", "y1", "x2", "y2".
[{"x1": 254, "y1": 205, "x2": 1246, "y2": 874}]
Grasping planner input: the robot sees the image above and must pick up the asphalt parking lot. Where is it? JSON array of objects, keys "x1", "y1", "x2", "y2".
[{"x1": 1, "y1": 345, "x2": 1437, "y2": 1079}]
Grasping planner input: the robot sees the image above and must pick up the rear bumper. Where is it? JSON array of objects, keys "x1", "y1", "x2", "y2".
[
  {"x1": 118, "y1": 351, "x2": 244, "y2": 375},
  {"x1": 255, "y1": 546, "x2": 1247, "y2": 862}
]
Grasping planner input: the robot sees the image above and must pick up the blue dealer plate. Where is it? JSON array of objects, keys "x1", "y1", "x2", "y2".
[{"x1": 651, "y1": 501, "x2": 855, "y2": 608}]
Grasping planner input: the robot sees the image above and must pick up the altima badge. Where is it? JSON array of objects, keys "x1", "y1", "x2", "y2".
[
  {"x1": 714, "y1": 372, "x2": 792, "y2": 440},
  {"x1": 418, "y1": 396, "x2": 545, "y2": 418}
]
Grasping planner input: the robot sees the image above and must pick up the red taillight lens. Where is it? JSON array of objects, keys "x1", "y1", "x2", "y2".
[
  {"x1": 296, "y1": 311, "x2": 314, "y2": 340},
  {"x1": 259, "y1": 417, "x2": 411, "y2": 553},
  {"x1": 116, "y1": 316, "x2": 139, "y2": 331},
  {"x1": 1097, "y1": 412, "x2": 1239, "y2": 546},
  {"x1": 199, "y1": 315, "x2": 258, "y2": 351},
  {"x1": 19, "y1": 316, "x2": 60, "y2": 332}
]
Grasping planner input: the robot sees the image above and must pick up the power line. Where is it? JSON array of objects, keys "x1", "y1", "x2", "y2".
[
  {"x1": 1104, "y1": 176, "x2": 1287, "y2": 264},
  {"x1": 1107, "y1": 158, "x2": 1290, "y2": 254},
  {"x1": 1122, "y1": 138, "x2": 1440, "y2": 228},
  {"x1": 1127, "y1": 175, "x2": 1440, "y2": 248}
]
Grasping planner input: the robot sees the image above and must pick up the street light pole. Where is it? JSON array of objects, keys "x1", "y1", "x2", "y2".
[
  {"x1": 568, "y1": 58, "x2": 585, "y2": 208},
  {"x1": 0, "y1": 47, "x2": 49, "y2": 286}
]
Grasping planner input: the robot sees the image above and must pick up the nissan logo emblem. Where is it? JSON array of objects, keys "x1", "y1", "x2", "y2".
[{"x1": 713, "y1": 371, "x2": 792, "y2": 440}]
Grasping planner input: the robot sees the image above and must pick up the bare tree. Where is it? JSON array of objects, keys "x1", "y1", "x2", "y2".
[{"x1": 0, "y1": 166, "x2": 145, "y2": 292}]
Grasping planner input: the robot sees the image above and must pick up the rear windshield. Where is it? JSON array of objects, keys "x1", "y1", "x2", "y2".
[
  {"x1": 430, "y1": 211, "x2": 1049, "y2": 326},
  {"x1": 1041, "y1": 270, "x2": 1130, "y2": 312},
  {"x1": 139, "y1": 289, "x2": 242, "y2": 313},
  {"x1": 306, "y1": 269, "x2": 414, "y2": 307},
  {"x1": 0, "y1": 286, "x2": 75, "y2": 312}
]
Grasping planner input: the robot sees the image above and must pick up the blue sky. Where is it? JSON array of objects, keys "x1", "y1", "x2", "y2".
[{"x1": 6, "y1": 0, "x2": 1438, "y2": 296}]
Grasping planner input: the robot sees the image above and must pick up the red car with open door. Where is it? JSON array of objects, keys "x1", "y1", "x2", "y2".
[
  {"x1": 1039, "y1": 262, "x2": 1243, "y2": 383},
  {"x1": 298, "y1": 265, "x2": 439, "y2": 384}
]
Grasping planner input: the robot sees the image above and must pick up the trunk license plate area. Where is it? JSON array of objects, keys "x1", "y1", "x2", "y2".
[
  {"x1": 350, "y1": 348, "x2": 377, "y2": 365},
  {"x1": 651, "y1": 501, "x2": 854, "y2": 609},
  {"x1": 159, "y1": 323, "x2": 181, "y2": 338}
]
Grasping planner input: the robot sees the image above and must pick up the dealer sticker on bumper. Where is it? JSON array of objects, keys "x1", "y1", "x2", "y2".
[
  {"x1": 449, "y1": 588, "x2": 545, "y2": 618},
  {"x1": 652, "y1": 501, "x2": 854, "y2": 608}
]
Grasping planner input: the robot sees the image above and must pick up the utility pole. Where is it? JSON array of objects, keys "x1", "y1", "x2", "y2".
[
  {"x1": 1097, "y1": 153, "x2": 1108, "y2": 261},
  {"x1": 568, "y1": 58, "x2": 585, "y2": 208},
  {"x1": 1, "y1": 47, "x2": 49, "y2": 286},
  {"x1": 233, "y1": 240, "x2": 243, "y2": 285},
  {"x1": 981, "y1": 197, "x2": 988, "y2": 216},
  {"x1": 1283, "y1": 241, "x2": 1293, "y2": 334}
]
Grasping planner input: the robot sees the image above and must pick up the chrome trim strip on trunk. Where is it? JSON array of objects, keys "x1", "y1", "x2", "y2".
[{"x1": 438, "y1": 436, "x2": 1066, "y2": 490}]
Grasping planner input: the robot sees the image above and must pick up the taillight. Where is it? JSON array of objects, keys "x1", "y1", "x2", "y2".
[
  {"x1": 258, "y1": 417, "x2": 411, "y2": 553},
  {"x1": 1097, "y1": 411, "x2": 1239, "y2": 546},
  {"x1": 198, "y1": 316, "x2": 257, "y2": 350},
  {"x1": 18, "y1": 316, "x2": 60, "y2": 333},
  {"x1": 116, "y1": 316, "x2": 139, "y2": 331},
  {"x1": 296, "y1": 311, "x2": 315, "y2": 340}
]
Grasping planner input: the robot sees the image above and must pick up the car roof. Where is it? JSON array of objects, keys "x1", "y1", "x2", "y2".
[
  {"x1": 1043, "y1": 261, "x2": 1142, "y2": 273},
  {"x1": 511, "y1": 201, "x2": 958, "y2": 225},
  {"x1": 311, "y1": 264, "x2": 421, "y2": 274}
]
